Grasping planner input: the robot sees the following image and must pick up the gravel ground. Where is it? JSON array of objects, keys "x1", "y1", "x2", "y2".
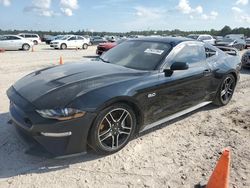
[{"x1": 0, "y1": 44, "x2": 249, "y2": 188}]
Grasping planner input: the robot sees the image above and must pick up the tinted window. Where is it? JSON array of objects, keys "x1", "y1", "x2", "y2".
[
  {"x1": 174, "y1": 45, "x2": 205, "y2": 64},
  {"x1": 25, "y1": 34, "x2": 33, "y2": 38},
  {"x1": 199, "y1": 36, "x2": 212, "y2": 40},
  {"x1": 68, "y1": 36, "x2": 76, "y2": 40},
  {"x1": 77, "y1": 36, "x2": 84, "y2": 40},
  {"x1": 101, "y1": 41, "x2": 171, "y2": 70},
  {"x1": 9, "y1": 36, "x2": 20, "y2": 40}
]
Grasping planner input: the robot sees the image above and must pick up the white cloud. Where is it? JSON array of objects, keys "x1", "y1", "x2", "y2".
[
  {"x1": 232, "y1": 6, "x2": 243, "y2": 13},
  {"x1": 0, "y1": 0, "x2": 11, "y2": 6},
  {"x1": 177, "y1": 0, "x2": 219, "y2": 20},
  {"x1": 60, "y1": 0, "x2": 78, "y2": 16},
  {"x1": 60, "y1": 0, "x2": 78, "y2": 9},
  {"x1": 61, "y1": 8, "x2": 73, "y2": 16},
  {"x1": 24, "y1": 0, "x2": 58, "y2": 17},
  {"x1": 235, "y1": 0, "x2": 248, "y2": 5},
  {"x1": 232, "y1": 6, "x2": 250, "y2": 23},
  {"x1": 201, "y1": 11, "x2": 218, "y2": 20},
  {"x1": 135, "y1": 6, "x2": 163, "y2": 19},
  {"x1": 177, "y1": 0, "x2": 202, "y2": 14},
  {"x1": 124, "y1": 6, "x2": 166, "y2": 30}
]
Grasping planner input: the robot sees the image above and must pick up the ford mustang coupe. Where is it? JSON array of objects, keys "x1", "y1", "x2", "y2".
[{"x1": 7, "y1": 37, "x2": 241, "y2": 156}]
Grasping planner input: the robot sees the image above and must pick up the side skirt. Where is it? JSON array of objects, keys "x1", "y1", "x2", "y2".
[{"x1": 140, "y1": 101, "x2": 212, "y2": 133}]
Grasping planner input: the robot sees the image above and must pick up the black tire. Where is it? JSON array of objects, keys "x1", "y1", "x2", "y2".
[
  {"x1": 33, "y1": 40, "x2": 38, "y2": 45},
  {"x1": 213, "y1": 74, "x2": 236, "y2": 106},
  {"x1": 60, "y1": 43, "x2": 67, "y2": 50},
  {"x1": 22, "y1": 43, "x2": 30, "y2": 51},
  {"x1": 82, "y1": 43, "x2": 88, "y2": 50},
  {"x1": 89, "y1": 103, "x2": 136, "y2": 155}
]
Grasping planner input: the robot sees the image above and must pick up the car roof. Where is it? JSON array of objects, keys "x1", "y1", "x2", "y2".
[
  {"x1": 3, "y1": 34, "x2": 22, "y2": 37},
  {"x1": 130, "y1": 37, "x2": 194, "y2": 47}
]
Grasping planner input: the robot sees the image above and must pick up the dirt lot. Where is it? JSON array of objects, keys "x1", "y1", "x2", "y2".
[{"x1": 0, "y1": 44, "x2": 249, "y2": 188}]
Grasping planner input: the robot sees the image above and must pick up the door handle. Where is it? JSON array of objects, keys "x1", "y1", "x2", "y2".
[{"x1": 203, "y1": 69, "x2": 211, "y2": 75}]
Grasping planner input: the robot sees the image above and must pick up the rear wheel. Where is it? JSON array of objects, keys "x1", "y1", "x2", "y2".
[
  {"x1": 33, "y1": 40, "x2": 38, "y2": 45},
  {"x1": 82, "y1": 43, "x2": 88, "y2": 50},
  {"x1": 22, "y1": 43, "x2": 30, "y2": 51},
  {"x1": 60, "y1": 43, "x2": 67, "y2": 50},
  {"x1": 213, "y1": 74, "x2": 236, "y2": 106},
  {"x1": 89, "y1": 103, "x2": 136, "y2": 154}
]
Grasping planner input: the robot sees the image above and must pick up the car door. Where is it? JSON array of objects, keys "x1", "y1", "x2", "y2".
[
  {"x1": 9, "y1": 36, "x2": 23, "y2": 50},
  {"x1": 0, "y1": 36, "x2": 8, "y2": 49},
  {"x1": 67, "y1": 36, "x2": 77, "y2": 48},
  {"x1": 142, "y1": 42, "x2": 212, "y2": 125}
]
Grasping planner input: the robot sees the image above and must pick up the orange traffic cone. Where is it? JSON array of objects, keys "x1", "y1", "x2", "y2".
[
  {"x1": 206, "y1": 149, "x2": 231, "y2": 188},
  {"x1": 59, "y1": 56, "x2": 63, "y2": 65}
]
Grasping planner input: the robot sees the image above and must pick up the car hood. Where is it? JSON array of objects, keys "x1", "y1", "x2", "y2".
[
  {"x1": 13, "y1": 61, "x2": 147, "y2": 109},
  {"x1": 51, "y1": 39, "x2": 66, "y2": 43},
  {"x1": 216, "y1": 41, "x2": 232, "y2": 45}
]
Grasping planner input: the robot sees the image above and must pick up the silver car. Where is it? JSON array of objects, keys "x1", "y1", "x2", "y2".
[{"x1": 0, "y1": 35, "x2": 33, "y2": 51}]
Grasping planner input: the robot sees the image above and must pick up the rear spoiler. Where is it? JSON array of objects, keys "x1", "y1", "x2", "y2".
[{"x1": 214, "y1": 46, "x2": 238, "y2": 56}]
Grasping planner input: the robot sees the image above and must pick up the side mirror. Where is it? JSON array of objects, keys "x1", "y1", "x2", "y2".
[
  {"x1": 170, "y1": 62, "x2": 189, "y2": 71},
  {"x1": 163, "y1": 62, "x2": 189, "y2": 77}
]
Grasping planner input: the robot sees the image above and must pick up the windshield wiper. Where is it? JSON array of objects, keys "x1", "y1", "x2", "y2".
[{"x1": 99, "y1": 57, "x2": 111, "y2": 64}]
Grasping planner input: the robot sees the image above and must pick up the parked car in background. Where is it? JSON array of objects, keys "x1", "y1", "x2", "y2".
[
  {"x1": 18, "y1": 33, "x2": 41, "y2": 45},
  {"x1": 44, "y1": 35, "x2": 64, "y2": 44},
  {"x1": 90, "y1": 36, "x2": 108, "y2": 45},
  {"x1": 50, "y1": 35, "x2": 90, "y2": 50},
  {"x1": 223, "y1": 34, "x2": 246, "y2": 50},
  {"x1": 187, "y1": 34, "x2": 216, "y2": 45},
  {"x1": 215, "y1": 38, "x2": 246, "y2": 50},
  {"x1": 214, "y1": 36, "x2": 223, "y2": 44},
  {"x1": 96, "y1": 39, "x2": 127, "y2": 55},
  {"x1": 0, "y1": 35, "x2": 33, "y2": 51},
  {"x1": 241, "y1": 50, "x2": 250, "y2": 68},
  {"x1": 245, "y1": 38, "x2": 250, "y2": 48}
]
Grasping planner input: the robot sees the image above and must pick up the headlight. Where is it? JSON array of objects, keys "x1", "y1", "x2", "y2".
[
  {"x1": 54, "y1": 42, "x2": 59, "y2": 44},
  {"x1": 36, "y1": 108, "x2": 86, "y2": 121}
]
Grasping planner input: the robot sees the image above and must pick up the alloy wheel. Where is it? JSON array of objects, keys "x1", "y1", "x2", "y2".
[
  {"x1": 97, "y1": 108, "x2": 133, "y2": 151},
  {"x1": 220, "y1": 77, "x2": 234, "y2": 104}
]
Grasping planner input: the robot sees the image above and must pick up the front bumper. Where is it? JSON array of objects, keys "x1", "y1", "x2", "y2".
[
  {"x1": 50, "y1": 44, "x2": 60, "y2": 48},
  {"x1": 7, "y1": 87, "x2": 96, "y2": 156}
]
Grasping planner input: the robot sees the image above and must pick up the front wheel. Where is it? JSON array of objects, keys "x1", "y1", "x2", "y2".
[
  {"x1": 89, "y1": 103, "x2": 136, "y2": 155},
  {"x1": 213, "y1": 74, "x2": 236, "y2": 106},
  {"x1": 60, "y1": 43, "x2": 67, "y2": 50}
]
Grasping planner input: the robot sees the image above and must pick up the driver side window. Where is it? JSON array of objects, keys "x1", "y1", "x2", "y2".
[
  {"x1": 68, "y1": 36, "x2": 76, "y2": 41},
  {"x1": 174, "y1": 44, "x2": 205, "y2": 65}
]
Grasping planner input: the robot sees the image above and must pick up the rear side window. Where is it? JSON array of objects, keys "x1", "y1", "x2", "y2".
[
  {"x1": 174, "y1": 44, "x2": 206, "y2": 64},
  {"x1": 200, "y1": 36, "x2": 212, "y2": 40}
]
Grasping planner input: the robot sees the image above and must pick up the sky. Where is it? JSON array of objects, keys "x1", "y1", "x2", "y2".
[{"x1": 0, "y1": 0, "x2": 250, "y2": 32}]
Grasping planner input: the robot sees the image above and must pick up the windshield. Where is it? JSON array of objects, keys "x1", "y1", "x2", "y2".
[
  {"x1": 101, "y1": 40, "x2": 171, "y2": 70},
  {"x1": 222, "y1": 38, "x2": 234, "y2": 42},
  {"x1": 60, "y1": 35, "x2": 71, "y2": 40},
  {"x1": 187, "y1": 35, "x2": 199, "y2": 40}
]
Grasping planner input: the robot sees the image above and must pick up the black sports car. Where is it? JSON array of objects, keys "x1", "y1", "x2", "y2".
[{"x1": 7, "y1": 37, "x2": 241, "y2": 156}]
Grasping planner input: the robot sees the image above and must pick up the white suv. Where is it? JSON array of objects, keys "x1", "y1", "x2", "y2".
[
  {"x1": 50, "y1": 35, "x2": 90, "y2": 50},
  {"x1": 187, "y1": 34, "x2": 216, "y2": 45},
  {"x1": 18, "y1": 33, "x2": 41, "y2": 45}
]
